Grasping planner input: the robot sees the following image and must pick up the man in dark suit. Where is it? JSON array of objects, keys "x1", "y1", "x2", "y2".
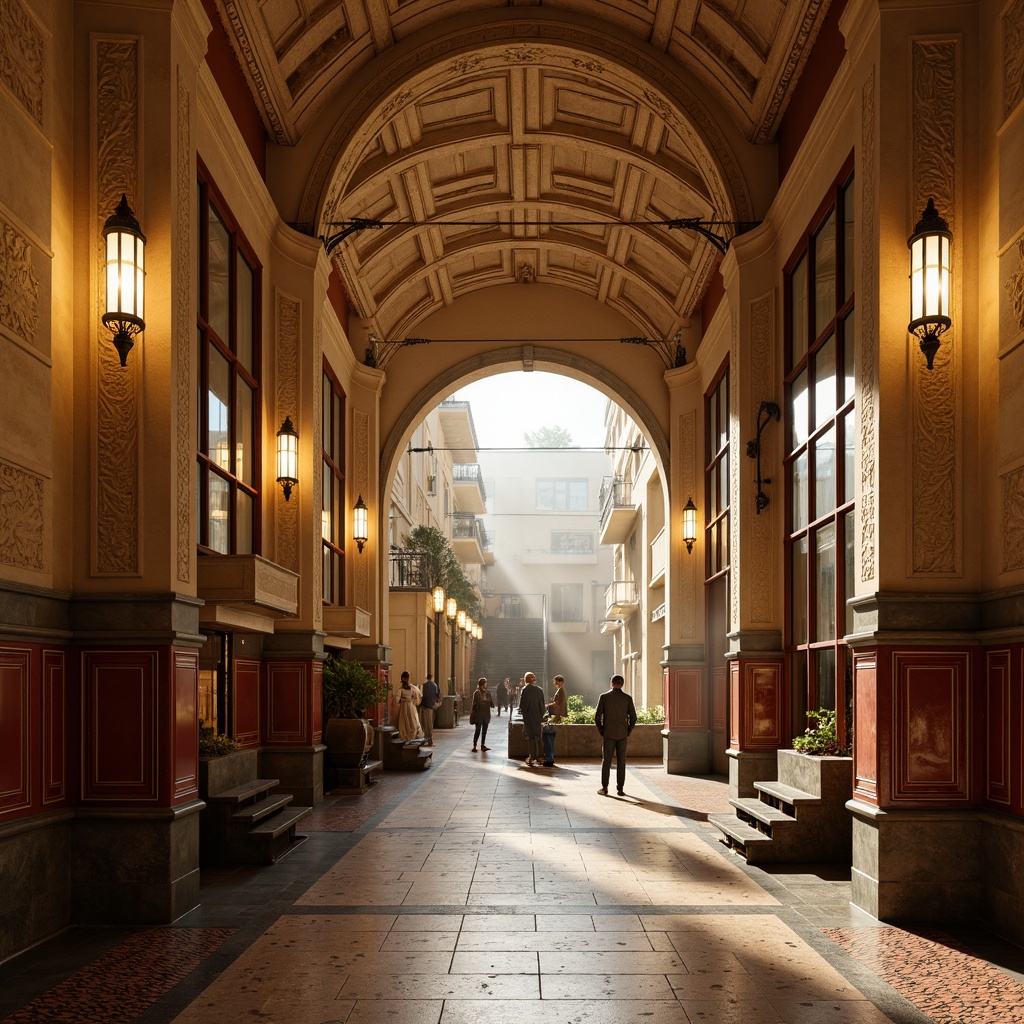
[{"x1": 594, "y1": 674, "x2": 637, "y2": 796}]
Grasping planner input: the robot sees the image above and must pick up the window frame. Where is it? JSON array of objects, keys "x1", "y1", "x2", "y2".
[
  {"x1": 321, "y1": 360, "x2": 346, "y2": 605},
  {"x1": 196, "y1": 160, "x2": 262, "y2": 556},
  {"x1": 783, "y1": 156, "x2": 856, "y2": 745},
  {"x1": 704, "y1": 359, "x2": 730, "y2": 584}
]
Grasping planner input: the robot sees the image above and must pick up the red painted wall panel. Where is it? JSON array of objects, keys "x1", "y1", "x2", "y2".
[
  {"x1": 746, "y1": 662, "x2": 785, "y2": 749},
  {"x1": 81, "y1": 651, "x2": 159, "y2": 803},
  {"x1": 173, "y1": 649, "x2": 199, "y2": 801},
  {"x1": 263, "y1": 661, "x2": 310, "y2": 745},
  {"x1": 891, "y1": 650, "x2": 971, "y2": 804},
  {"x1": 0, "y1": 646, "x2": 31, "y2": 814},
  {"x1": 853, "y1": 652, "x2": 878, "y2": 803},
  {"x1": 42, "y1": 649, "x2": 66, "y2": 805},
  {"x1": 667, "y1": 666, "x2": 705, "y2": 729},
  {"x1": 234, "y1": 658, "x2": 261, "y2": 748},
  {"x1": 986, "y1": 649, "x2": 1012, "y2": 806}
]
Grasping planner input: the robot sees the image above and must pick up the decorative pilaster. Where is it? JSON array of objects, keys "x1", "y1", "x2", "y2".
[
  {"x1": 175, "y1": 71, "x2": 193, "y2": 586},
  {"x1": 276, "y1": 291, "x2": 300, "y2": 573}
]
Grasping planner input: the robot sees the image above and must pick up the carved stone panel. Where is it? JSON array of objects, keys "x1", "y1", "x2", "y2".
[
  {"x1": 676, "y1": 409, "x2": 697, "y2": 641},
  {"x1": 910, "y1": 40, "x2": 960, "y2": 576},
  {"x1": 0, "y1": 215, "x2": 39, "y2": 346},
  {"x1": 276, "y1": 292, "x2": 300, "y2": 574},
  {"x1": 0, "y1": 459, "x2": 45, "y2": 572},
  {"x1": 175, "y1": 72, "x2": 193, "y2": 586},
  {"x1": 0, "y1": 0, "x2": 44, "y2": 127},
  {"x1": 749, "y1": 292, "x2": 775, "y2": 624},
  {"x1": 1001, "y1": 465, "x2": 1024, "y2": 572},
  {"x1": 1003, "y1": 0, "x2": 1024, "y2": 121},
  {"x1": 859, "y1": 69, "x2": 877, "y2": 584},
  {"x1": 93, "y1": 38, "x2": 141, "y2": 576}
]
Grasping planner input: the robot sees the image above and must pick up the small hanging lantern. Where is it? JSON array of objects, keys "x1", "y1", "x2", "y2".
[
  {"x1": 908, "y1": 198, "x2": 952, "y2": 370},
  {"x1": 352, "y1": 495, "x2": 368, "y2": 552},
  {"x1": 101, "y1": 194, "x2": 146, "y2": 367},
  {"x1": 682, "y1": 496, "x2": 698, "y2": 554},
  {"x1": 275, "y1": 416, "x2": 298, "y2": 501}
]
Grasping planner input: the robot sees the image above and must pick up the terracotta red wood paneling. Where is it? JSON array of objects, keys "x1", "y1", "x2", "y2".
[
  {"x1": 728, "y1": 660, "x2": 741, "y2": 747},
  {"x1": 853, "y1": 652, "x2": 878, "y2": 803},
  {"x1": 234, "y1": 658, "x2": 261, "y2": 748},
  {"x1": 173, "y1": 649, "x2": 199, "y2": 802},
  {"x1": 81, "y1": 651, "x2": 158, "y2": 802},
  {"x1": 745, "y1": 662, "x2": 785, "y2": 749},
  {"x1": 712, "y1": 665, "x2": 728, "y2": 732},
  {"x1": 668, "y1": 666, "x2": 705, "y2": 729},
  {"x1": 891, "y1": 650, "x2": 971, "y2": 804},
  {"x1": 313, "y1": 660, "x2": 323, "y2": 742},
  {"x1": 42, "y1": 648, "x2": 67, "y2": 805},
  {"x1": 0, "y1": 646, "x2": 31, "y2": 814},
  {"x1": 986, "y1": 649, "x2": 1012, "y2": 806},
  {"x1": 263, "y1": 661, "x2": 310, "y2": 745}
]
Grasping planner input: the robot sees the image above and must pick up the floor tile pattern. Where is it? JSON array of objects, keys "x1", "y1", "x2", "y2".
[
  {"x1": 3, "y1": 928, "x2": 234, "y2": 1024},
  {"x1": 827, "y1": 927, "x2": 1024, "y2": 1024}
]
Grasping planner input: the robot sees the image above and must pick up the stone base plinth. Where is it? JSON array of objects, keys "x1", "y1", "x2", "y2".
[
  {"x1": 506, "y1": 722, "x2": 665, "y2": 759},
  {"x1": 727, "y1": 747, "x2": 778, "y2": 799},
  {"x1": 259, "y1": 746, "x2": 325, "y2": 807},
  {"x1": 663, "y1": 729, "x2": 712, "y2": 774}
]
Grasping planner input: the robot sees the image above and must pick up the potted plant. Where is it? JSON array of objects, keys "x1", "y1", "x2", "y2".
[
  {"x1": 198, "y1": 720, "x2": 255, "y2": 799},
  {"x1": 322, "y1": 656, "x2": 392, "y2": 773}
]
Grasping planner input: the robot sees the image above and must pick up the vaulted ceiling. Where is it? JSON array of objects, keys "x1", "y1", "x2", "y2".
[{"x1": 214, "y1": 1, "x2": 835, "y2": 340}]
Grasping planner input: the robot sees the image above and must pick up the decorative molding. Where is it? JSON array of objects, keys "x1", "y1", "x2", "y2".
[
  {"x1": 0, "y1": 214, "x2": 39, "y2": 345},
  {"x1": 93, "y1": 38, "x2": 141, "y2": 576},
  {"x1": 749, "y1": 291, "x2": 774, "y2": 624},
  {"x1": 860, "y1": 68, "x2": 878, "y2": 583},
  {"x1": 678, "y1": 410, "x2": 697, "y2": 640},
  {"x1": 910, "y1": 40, "x2": 960, "y2": 576},
  {"x1": 354, "y1": 408, "x2": 369, "y2": 611},
  {"x1": 0, "y1": 0, "x2": 44, "y2": 126},
  {"x1": 1001, "y1": 465, "x2": 1024, "y2": 572},
  {"x1": 276, "y1": 292, "x2": 300, "y2": 574},
  {"x1": 1003, "y1": 0, "x2": 1024, "y2": 121},
  {"x1": 0, "y1": 459, "x2": 45, "y2": 571},
  {"x1": 176, "y1": 71, "x2": 193, "y2": 585}
]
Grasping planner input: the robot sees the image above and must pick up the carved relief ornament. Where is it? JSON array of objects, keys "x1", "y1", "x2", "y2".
[
  {"x1": 0, "y1": 215, "x2": 39, "y2": 344},
  {"x1": 0, "y1": 0, "x2": 44, "y2": 126}
]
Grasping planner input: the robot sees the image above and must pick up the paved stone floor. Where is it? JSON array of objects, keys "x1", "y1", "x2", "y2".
[{"x1": 2, "y1": 718, "x2": 1024, "y2": 1023}]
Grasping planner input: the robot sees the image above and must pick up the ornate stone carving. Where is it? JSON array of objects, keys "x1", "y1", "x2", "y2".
[
  {"x1": 311, "y1": 319, "x2": 323, "y2": 630},
  {"x1": 0, "y1": 459, "x2": 44, "y2": 571},
  {"x1": 0, "y1": 215, "x2": 39, "y2": 344},
  {"x1": 95, "y1": 38, "x2": 140, "y2": 575},
  {"x1": 1006, "y1": 236, "x2": 1024, "y2": 333},
  {"x1": 1003, "y1": 0, "x2": 1024, "y2": 120},
  {"x1": 354, "y1": 409, "x2": 370, "y2": 610},
  {"x1": 860, "y1": 69, "x2": 877, "y2": 583},
  {"x1": 749, "y1": 292, "x2": 775, "y2": 624},
  {"x1": 1002, "y1": 466, "x2": 1024, "y2": 572},
  {"x1": 276, "y1": 293, "x2": 300, "y2": 574},
  {"x1": 176, "y1": 72, "x2": 192, "y2": 585},
  {"x1": 911, "y1": 41, "x2": 959, "y2": 576},
  {"x1": 730, "y1": 320, "x2": 740, "y2": 631},
  {"x1": 0, "y1": 0, "x2": 44, "y2": 126},
  {"x1": 220, "y1": 1, "x2": 288, "y2": 142}
]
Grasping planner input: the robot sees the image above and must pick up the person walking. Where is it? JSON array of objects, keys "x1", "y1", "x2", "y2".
[
  {"x1": 496, "y1": 678, "x2": 510, "y2": 717},
  {"x1": 542, "y1": 674, "x2": 567, "y2": 767},
  {"x1": 397, "y1": 671, "x2": 423, "y2": 742},
  {"x1": 419, "y1": 672, "x2": 440, "y2": 746},
  {"x1": 470, "y1": 677, "x2": 495, "y2": 751},
  {"x1": 518, "y1": 671, "x2": 546, "y2": 766},
  {"x1": 594, "y1": 673, "x2": 637, "y2": 795}
]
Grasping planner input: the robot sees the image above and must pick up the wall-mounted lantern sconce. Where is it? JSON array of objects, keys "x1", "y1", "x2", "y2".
[
  {"x1": 352, "y1": 495, "x2": 368, "y2": 552},
  {"x1": 908, "y1": 197, "x2": 952, "y2": 370},
  {"x1": 682, "y1": 496, "x2": 698, "y2": 554},
  {"x1": 746, "y1": 401, "x2": 781, "y2": 514},
  {"x1": 101, "y1": 194, "x2": 146, "y2": 367},
  {"x1": 275, "y1": 416, "x2": 298, "y2": 501}
]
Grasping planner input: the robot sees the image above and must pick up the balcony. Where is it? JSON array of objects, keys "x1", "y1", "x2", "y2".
[
  {"x1": 197, "y1": 554, "x2": 298, "y2": 633},
  {"x1": 451, "y1": 513, "x2": 490, "y2": 565},
  {"x1": 389, "y1": 551, "x2": 429, "y2": 590},
  {"x1": 452, "y1": 462, "x2": 487, "y2": 514},
  {"x1": 438, "y1": 399, "x2": 480, "y2": 463},
  {"x1": 604, "y1": 579, "x2": 640, "y2": 618},
  {"x1": 598, "y1": 476, "x2": 636, "y2": 545},
  {"x1": 649, "y1": 527, "x2": 666, "y2": 587},
  {"x1": 322, "y1": 604, "x2": 372, "y2": 639}
]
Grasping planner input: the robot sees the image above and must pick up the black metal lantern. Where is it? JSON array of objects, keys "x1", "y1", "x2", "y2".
[
  {"x1": 275, "y1": 416, "x2": 298, "y2": 500},
  {"x1": 908, "y1": 198, "x2": 952, "y2": 370},
  {"x1": 352, "y1": 495, "x2": 368, "y2": 552},
  {"x1": 101, "y1": 194, "x2": 146, "y2": 366},
  {"x1": 682, "y1": 496, "x2": 698, "y2": 554}
]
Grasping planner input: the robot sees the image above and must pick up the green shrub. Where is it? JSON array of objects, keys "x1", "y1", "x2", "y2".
[
  {"x1": 322, "y1": 656, "x2": 392, "y2": 718},
  {"x1": 792, "y1": 708, "x2": 850, "y2": 756},
  {"x1": 635, "y1": 704, "x2": 665, "y2": 725},
  {"x1": 559, "y1": 693, "x2": 665, "y2": 725},
  {"x1": 198, "y1": 720, "x2": 239, "y2": 758}
]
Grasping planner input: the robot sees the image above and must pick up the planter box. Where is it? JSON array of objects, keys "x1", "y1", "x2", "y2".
[
  {"x1": 506, "y1": 722, "x2": 664, "y2": 758},
  {"x1": 199, "y1": 749, "x2": 258, "y2": 799}
]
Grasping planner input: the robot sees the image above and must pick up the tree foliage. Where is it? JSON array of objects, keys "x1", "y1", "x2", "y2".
[
  {"x1": 404, "y1": 525, "x2": 481, "y2": 617},
  {"x1": 523, "y1": 424, "x2": 574, "y2": 448}
]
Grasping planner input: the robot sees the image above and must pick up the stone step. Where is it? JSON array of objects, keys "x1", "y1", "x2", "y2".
[
  {"x1": 204, "y1": 779, "x2": 280, "y2": 805},
  {"x1": 707, "y1": 812, "x2": 797, "y2": 865},
  {"x1": 754, "y1": 781, "x2": 817, "y2": 809},
  {"x1": 231, "y1": 793, "x2": 294, "y2": 825},
  {"x1": 248, "y1": 804, "x2": 311, "y2": 841},
  {"x1": 730, "y1": 797, "x2": 798, "y2": 835}
]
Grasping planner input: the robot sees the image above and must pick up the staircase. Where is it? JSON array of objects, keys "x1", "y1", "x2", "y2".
[
  {"x1": 379, "y1": 725, "x2": 433, "y2": 771},
  {"x1": 475, "y1": 617, "x2": 546, "y2": 684},
  {"x1": 708, "y1": 751, "x2": 853, "y2": 865},
  {"x1": 201, "y1": 777, "x2": 311, "y2": 866}
]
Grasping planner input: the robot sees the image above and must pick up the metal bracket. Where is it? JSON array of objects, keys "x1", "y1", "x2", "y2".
[{"x1": 745, "y1": 401, "x2": 781, "y2": 514}]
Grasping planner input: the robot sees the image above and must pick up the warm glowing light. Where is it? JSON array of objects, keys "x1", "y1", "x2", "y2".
[
  {"x1": 352, "y1": 495, "x2": 368, "y2": 552},
  {"x1": 275, "y1": 417, "x2": 298, "y2": 501},
  {"x1": 682, "y1": 496, "x2": 698, "y2": 554},
  {"x1": 908, "y1": 198, "x2": 952, "y2": 370},
  {"x1": 457, "y1": 609, "x2": 466, "y2": 630},
  {"x1": 432, "y1": 586, "x2": 446, "y2": 614},
  {"x1": 446, "y1": 597, "x2": 457, "y2": 620},
  {"x1": 101, "y1": 194, "x2": 146, "y2": 366}
]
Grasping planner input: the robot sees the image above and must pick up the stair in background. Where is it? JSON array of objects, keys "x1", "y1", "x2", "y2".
[{"x1": 379, "y1": 725, "x2": 433, "y2": 771}]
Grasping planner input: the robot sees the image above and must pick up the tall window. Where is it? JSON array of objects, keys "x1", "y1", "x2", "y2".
[
  {"x1": 537, "y1": 479, "x2": 587, "y2": 510},
  {"x1": 705, "y1": 365, "x2": 730, "y2": 582},
  {"x1": 785, "y1": 163, "x2": 856, "y2": 740},
  {"x1": 322, "y1": 363, "x2": 346, "y2": 604},
  {"x1": 552, "y1": 583, "x2": 584, "y2": 622},
  {"x1": 197, "y1": 164, "x2": 260, "y2": 555}
]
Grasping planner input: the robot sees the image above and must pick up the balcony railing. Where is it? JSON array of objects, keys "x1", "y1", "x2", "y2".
[
  {"x1": 389, "y1": 551, "x2": 429, "y2": 589},
  {"x1": 452, "y1": 513, "x2": 490, "y2": 549},
  {"x1": 599, "y1": 476, "x2": 633, "y2": 529},
  {"x1": 452, "y1": 462, "x2": 487, "y2": 503},
  {"x1": 604, "y1": 579, "x2": 640, "y2": 615}
]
